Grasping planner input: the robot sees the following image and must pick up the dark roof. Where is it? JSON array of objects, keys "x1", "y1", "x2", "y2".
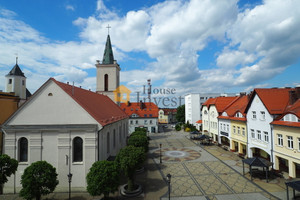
[
  {"x1": 26, "y1": 88, "x2": 32, "y2": 99},
  {"x1": 6, "y1": 64, "x2": 25, "y2": 77},
  {"x1": 242, "y1": 157, "x2": 272, "y2": 167},
  {"x1": 285, "y1": 180, "x2": 300, "y2": 191},
  {"x1": 102, "y1": 35, "x2": 114, "y2": 64}
]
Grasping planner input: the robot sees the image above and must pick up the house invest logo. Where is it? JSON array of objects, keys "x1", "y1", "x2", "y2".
[{"x1": 113, "y1": 85, "x2": 131, "y2": 103}]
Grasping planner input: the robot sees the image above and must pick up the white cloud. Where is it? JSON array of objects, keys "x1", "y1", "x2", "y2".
[
  {"x1": 1, "y1": 0, "x2": 300, "y2": 97},
  {"x1": 66, "y1": 5, "x2": 75, "y2": 11}
]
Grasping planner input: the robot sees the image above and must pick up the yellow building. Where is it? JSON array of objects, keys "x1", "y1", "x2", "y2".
[
  {"x1": 230, "y1": 120, "x2": 247, "y2": 156},
  {"x1": 272, "y1": 102, "x2": 300, "y2": 178},
  {"x1": 158, "y1": 109, "x2": 168, "y2": 124}
]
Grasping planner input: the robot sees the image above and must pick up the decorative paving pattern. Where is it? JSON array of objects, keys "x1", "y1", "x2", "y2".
[
  {"x1": 204, "y1": 161, "x2": 235, "y2": 174},
  {"x1": 170, "y1": 176, "x2": 203, "y2": 197},
  {"x1": 193, "y1": 174, "x2": 232, "y2": 195},
  {"x1": 154, "y1": 147, "x2": 201, "y2": 162}
]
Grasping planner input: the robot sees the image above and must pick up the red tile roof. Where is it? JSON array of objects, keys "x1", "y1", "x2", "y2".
[
  {"x1": 249, "y1": 88, "x2": 292, "y2": 115},
  {"x1": 271, "y1": 99, "x2": 300, "y2": 128},
  {"x1": 161, "y1": 108, "x2": 177, "y2": 114},
  {"x1": 120, "y1": 102, "x2": 159, "y2": 118},
  {"x1": 52, "y1": 78, "x2": 128, "y2": 126},
  {"x1": 202, "y1": 96, "x2": 239, "y2": 113}
]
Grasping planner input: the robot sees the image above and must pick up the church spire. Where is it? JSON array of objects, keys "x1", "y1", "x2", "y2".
[{"x1": 102, "y1": 25, "x2": 114, "y2": 64}]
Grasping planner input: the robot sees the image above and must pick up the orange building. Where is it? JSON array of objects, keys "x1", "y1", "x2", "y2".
[{"x1": 0, "y1": 92, "x2": 20, "y2": 153}]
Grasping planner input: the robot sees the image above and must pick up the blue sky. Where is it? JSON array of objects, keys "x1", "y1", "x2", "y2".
[{"x1": 1, "y1": 0, "x2": 300, "y2": 102}]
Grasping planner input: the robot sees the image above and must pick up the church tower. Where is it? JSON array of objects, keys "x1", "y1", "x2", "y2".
[
  {"x1": 5, "y1": 58, "x2": 27, "y2": 100},
  {"x1": 96, "y1": 33, "x2": 120, "y2": 102}
]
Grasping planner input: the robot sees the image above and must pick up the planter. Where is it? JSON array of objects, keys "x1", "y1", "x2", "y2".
[
  {"x1": 136, "y1": 166, "x2": 145, "y2": 174},
  {"x1": 120, "y1": 184, "x2": 143, "y2": 197}
]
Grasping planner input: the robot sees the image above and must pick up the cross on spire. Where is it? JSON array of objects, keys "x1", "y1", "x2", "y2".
[
  {"x1": 15, "y1": 53, "x2": 18, "y2": 64},
  {"x1": 106, "y1": 24, "x2": 111, "y2": 35}
]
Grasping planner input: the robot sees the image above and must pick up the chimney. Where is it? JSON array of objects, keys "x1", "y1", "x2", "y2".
[
  {"x1": 127, "y1": 101, "x2": 131, "y2": 106},
  {"x1": 296, "y1": 87, "x2": 300, "y2": 99},
  {"x1": 140, "y1": 100, "x2": 144, "y2": 109},
  {"x1": 289, "y1": 90, "x2": 297, "y2": 105}
]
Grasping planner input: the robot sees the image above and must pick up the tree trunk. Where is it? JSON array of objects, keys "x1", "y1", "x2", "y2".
[{"x1": 36, "y1": 194, "x2": 41, "y2": 200}]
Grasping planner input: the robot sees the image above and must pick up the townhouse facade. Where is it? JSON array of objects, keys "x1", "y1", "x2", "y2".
[
  {"x1": 185, "y1": 93, "x2": 236, "y2": 125},
  {"x1": 272, "y1": 94, "x2": 300, "y2": 178},
  {"x1": 120, "y1": 101, "x2": 159, "y2": 134}
]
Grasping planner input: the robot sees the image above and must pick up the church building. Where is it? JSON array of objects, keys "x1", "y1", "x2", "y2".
[{"x1": 1, "y1": 34, "x2": 128, "y2": 193}]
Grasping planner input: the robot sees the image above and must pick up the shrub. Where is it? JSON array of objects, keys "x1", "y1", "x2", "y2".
[
  {"x1": 131, "y1": 131, "x2": 147, "y2": 137},
  {"x1": 128, "y1": 135, "x2": 149, "y2": 152},
  {"x1": 134, "y1": 127, "x2": 147, "y2": 133},
  {"x1": 20, "y1": 161, "x2": 58, "y2": 200},
  {"x1": 0, "y1": 154, "x2": 18, "y2": 194},
  {"x1": 175, "y1": 124, "x2": 181, "y2": 131},
  {"x1": 185, "y1": 127, "x2": 191, "y2": 132},
  {"x1": 86, "y1": 161, "x2": 119, "y2": 199}
]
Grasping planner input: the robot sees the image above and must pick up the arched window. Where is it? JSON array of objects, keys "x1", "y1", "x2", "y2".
[
  {"x1": 19, "y1": 137, "x2": 28, "y2": 162},
  {"x1": 73, "y1": 137, "x2": 83, "y2": 162},
  {"x1": 107, "y1": 132, "x2": 110, "y2": 153},
  {"x1": 104, "y1": 74, "x2": 108, "y2": 91},
  {"x1": 113, "y1": 129, "x2": 116, "y2": 148}
]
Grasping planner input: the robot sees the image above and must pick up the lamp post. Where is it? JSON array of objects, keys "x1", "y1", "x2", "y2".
[
  {"x1": 160, "y1": 143, "x2": 162, "y2": 163},
  {"x1": 166, "y1": 173, "x2": 171, "y2": 200},
  {"x1": 67, "y1": 173, "x2": 73, "y2": 200}
]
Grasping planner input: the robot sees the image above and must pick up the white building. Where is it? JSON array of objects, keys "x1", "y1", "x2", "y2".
[
  {"x1": 185, "y1": 93, "x2": 236, "y2": 125},
  {"x1": 120, "y1": 102, "x2": 158, "y2": 134},
  {"x1": 245, "y1": 88, "x2": 291, "y2": 163},
  {"x1": 1, "y1": 78, "x2": 128, "y2": 193}
]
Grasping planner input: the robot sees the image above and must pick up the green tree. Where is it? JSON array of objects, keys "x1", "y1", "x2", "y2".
[
  {"x1": 116, "y1": 146, "x2": 145, "y2": 191},
  {"x1": 86, "y1": 161, "x2": 119, "y2": 199},
  {"x1": 20, "y1": 161, "x2": 58, "y2": 200},
  {"x1": 0, "y1": 154, "x2": 18, "y2": 194},
  {"x1": 134, "y1": 127, "x2": 147, "y2": 133},
  {"x1": 175, "y1": 124, "x2": 181, "y2": 131},
  {"x1": 130, "y1": 131, "x2": 147, "y2": 137},
  {"x1": 128, "y1": 135, "x2": 149, "y2": 152},
  {"x1": 176, "y1": 105, "x2": 185, "y2": 123}
]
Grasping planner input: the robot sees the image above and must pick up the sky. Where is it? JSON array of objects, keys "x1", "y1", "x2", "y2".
[{"x1": 1, "y1": 0, "x2": 300, "y2": 104}]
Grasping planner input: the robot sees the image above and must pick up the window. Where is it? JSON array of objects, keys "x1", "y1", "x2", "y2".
[
  {"x1": 144, "y1": 114, "x2": 147, "y2": 117},
  {"x1": 251, "y1": 129, "x2": 255, "y2": 138},
  {"x1": 227, "y1": 125, "x2": 229, "y2": 131},
  {"x1": 119, "y1": 126, "x2": 122, "y2": 141},
  {"x1": 107, "y1": 132, "x2": 110, "y2": 153},
  {"x1": 261, "y1": 111, "x2": 265, "y2": 120},
  {"x1": 19, "y1": 137, "x2": 28, "y2": 162},
  {"x1": 113, "y1": 129, "x2": 116, "y2": 148},
  {"x1": 149, "y1": 114, "x2": 152, "y2": 117},
  {"x1": 136, "y1": 120, "x2": 138, "y2": 124},
  {"x1": 264, "y1": 132, "x2": 269, "y2": 142},
  {"x1": 257, "y1": 130, "x2": 261, "y2": 140},
  {"x1": 233, "y1": 126, "x2": 236, "y2": 134},
  {"x1": 278, "y1": 134, "x2": 283, "y2": 146},
  {"x1": 150, "y1": 120, "x2": 153, "y2": 124},
  {"x1": 298, "y1": 138, "x2": 300, "y2": 151},
  {"x1": 242, "y1": 128, "x2": 245, "y2": 136},
  {"x1": 8, "y1": 79, "x2": 12, "y2": 84},
  {"x1": 252, "y1": 111, "x2": 256, "y2": 119},
  {"x1": 130, "y1": 120, "x2": 133, "y2": 124},
  {"x1": 287, "y1": 136, "x2": 293, "y2": 149},
  {"x1": 104, "y1": 74, "x2": 108, "y2": 91},
  {"x1": 22, "y1": 80, "x2": 25, "y2": 86},
  {"x1": 73, "y1": 137, "x2": 83, "y2": 162},
  {"x1": 237, "y1": 127, "x2": 240, "y2": 135},
  {"x1": 144, "y1": 120, "x2": 148, "y2": 125}
]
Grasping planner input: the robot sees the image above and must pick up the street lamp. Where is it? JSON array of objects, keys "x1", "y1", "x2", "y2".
[
  {"x1": 166, "y1": 173, "x2": 171, "y2": 200},
  {"x1": 160, "y1": 143, "x2": 162, "y2": 163},
  {"x1": 67, "y1": 173, "x2": 73, "y2": 200}
]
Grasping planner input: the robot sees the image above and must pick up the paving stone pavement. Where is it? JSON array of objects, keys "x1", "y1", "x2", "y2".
[{"x1": 149, "y1": 130, "x2": 298, "y2": 200}]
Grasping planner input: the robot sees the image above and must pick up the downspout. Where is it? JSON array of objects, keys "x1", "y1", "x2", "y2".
[{"x1": 270, "y1": 125, "x2": 274, "y2": 171}]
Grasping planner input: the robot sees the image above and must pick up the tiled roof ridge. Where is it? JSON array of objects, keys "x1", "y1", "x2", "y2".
[{"x1": 52, "y1": 78, "x2": 128, "y2": 126}]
